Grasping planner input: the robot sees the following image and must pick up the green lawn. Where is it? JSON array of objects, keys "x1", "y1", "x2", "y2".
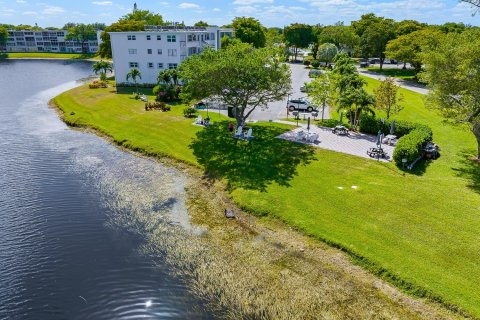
[
  {"x1": 1, "y1": 52, "x2": 100, "y2": 60},
  {"x1": 54, "y1": 82, "x2": 480, "y2": 316},
  {"x1": 365, "y1": 67, "x2": 418, "y2": 82}
]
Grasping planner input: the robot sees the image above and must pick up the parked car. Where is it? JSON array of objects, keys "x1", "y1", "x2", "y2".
[
  {"x1": 308, "y1": 69, "x2": 324, "y2": 78},
  {"x1": 287, "y1": 98, "x2": 317, "y2": 112}
]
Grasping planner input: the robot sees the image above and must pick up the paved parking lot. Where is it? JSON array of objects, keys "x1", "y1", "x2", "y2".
[{"x1": 277, "y1": 125, "x2": 394, "y2": 162}]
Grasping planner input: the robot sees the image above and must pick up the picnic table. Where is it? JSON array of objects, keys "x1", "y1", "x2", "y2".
[
  {"x1": 332, "y1": 125, "x2": 348, "y2": 135},
  {"x1": 367, "y1": 147, "x2": 387, "y2": 159},
  {"x1": 383, "y1": 134, "x2": 397, "y2": 146}
]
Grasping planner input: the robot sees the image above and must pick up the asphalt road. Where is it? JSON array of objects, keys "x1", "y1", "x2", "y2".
[{"x1": 248, "y1": 62, "x2": 315, "y2": 121}]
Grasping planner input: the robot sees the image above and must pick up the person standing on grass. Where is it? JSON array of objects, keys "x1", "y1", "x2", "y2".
[{"x1": 229, "y1": 121, "x2": 234, "y2": 133}]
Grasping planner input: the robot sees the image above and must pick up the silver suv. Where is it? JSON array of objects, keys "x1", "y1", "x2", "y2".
[{"x1": 287, "y1": 98, "x2": 316, "y2": 112}]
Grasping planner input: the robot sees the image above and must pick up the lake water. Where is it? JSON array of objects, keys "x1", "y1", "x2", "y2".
[{"x1": 0, "y1": 60, "x2": 212, "y2": 319}]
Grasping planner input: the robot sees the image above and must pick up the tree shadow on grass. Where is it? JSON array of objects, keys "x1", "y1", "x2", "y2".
[
  {"x1": 452, "y1": 150, "x2": 480, "y2": 194},
  {"x1": 189, "y1": 122, "x2": 317, "y2": 192}
]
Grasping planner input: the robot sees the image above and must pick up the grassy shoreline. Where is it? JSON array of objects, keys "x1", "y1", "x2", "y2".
[
  {"x1": 52, "y1": 82, "x2": 480, "y2": 318},
  {"x1": 0, "y1": 52, "x2": 105, "y2": 61}
]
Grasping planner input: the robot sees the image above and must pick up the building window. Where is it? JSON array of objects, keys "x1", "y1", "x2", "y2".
[
  {"x1": 168, "y1": 63, "x2": 178, "y2": 69},
  {"x1": 128, "y1": 48, "x2": 137, "y2": 54},
  {"x1": 129, "y1": 62, "x2": 139, "y2": 68},
  {"x1": 158, "y1": 63, "x2": 164, "y2": 69},
  {"x1": 148, "y1": 62, "x2": 154, "y2": 68},
  {"x1": 157, "y1": 49, "x2": 162, "y2": 55},
  {"x1": 147, "y1": 49, "x2": 152, "y2": 54},
  {"x1": 168, "y1": 49, "x2": 177, "y2": 56},
  {"x1": 127, "y1": 35, "x2": 136, "y2": 40},
  {"x1": 167, "y1": 35, "x2": 176, "y2": 42},
  {"x1": 157, "y1": 35, "x2": 161, "y2": 40},
  {"x1": 146, "y1": 35, "x2": 151, "y2": 40}
]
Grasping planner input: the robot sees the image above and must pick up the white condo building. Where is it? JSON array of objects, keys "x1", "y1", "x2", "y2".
[
  {"x1": 110, "y1": 25, "x2": 234, "y2": 85},
  {"x1": 2, "y1": 29, "x2": 102, "y2": 53}
]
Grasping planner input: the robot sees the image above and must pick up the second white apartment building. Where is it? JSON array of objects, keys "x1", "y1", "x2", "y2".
[{"x1": 110, "y1": 25, "x2": 234, "y2": 85}]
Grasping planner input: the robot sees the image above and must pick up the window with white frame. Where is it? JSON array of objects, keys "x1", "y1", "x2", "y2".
[
  {"x1": 168, "y1": 49, "x2": 177, "y2": 56},
  {"x1": 157, "y1": 49, "x2": 162, "y2": 55},
  {"x1": 146, "y1": 35, "x2": 151, "y2": 40},
  {"x1": 168, "y1": 63, "x2": 178, "y2": 69},
  {"x1": 158, "y1": 63, "x2": 164, "y2": 69},
  {"x1": 167, "y1": 35, "x2": 176, "y2": 42},
  {"x1": 128, "y1": 48, "x2": 137, "y2": 54},
  {"x1": 147, "y1": 49, "x2": 152, "y2": 54},
  {"x1": 129, "y1": 62, "x2": 139, "y2": 68},
  {"x1": 156, "y1": 35, "x2": 161, "y2": 40},
  {"x1": 127, "y1": 35, "x2": 136, "y2": 40},
  {"x1": 148, "y1": 62, "x2": 154, "y2": 68}
]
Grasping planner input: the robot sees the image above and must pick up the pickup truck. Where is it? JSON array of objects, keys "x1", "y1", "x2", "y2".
[{"x1": 287, "y1": 98, "x2": 316, "y2": 112}]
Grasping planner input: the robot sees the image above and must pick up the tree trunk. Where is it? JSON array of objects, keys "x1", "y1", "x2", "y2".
[
  {"x1": 294, "y1": 47, "x2": 298, "y2": 62},
  {"x1": 472, "y1": 120, "x2": 480, "y2": 160},
  {"x1": 403, "y1": 62, "x2": 406, "y2": 69},
  {"x1": 379, "y1": 58, "x2": 384, "y2": 71}
]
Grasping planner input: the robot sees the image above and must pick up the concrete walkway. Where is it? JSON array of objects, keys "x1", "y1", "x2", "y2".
[
  {"x1": 358, "y1": 69, "x2": 429, "y2": 95},
  {"x1": 276, "y1": 121, "x2": 394, "y2": 162}
]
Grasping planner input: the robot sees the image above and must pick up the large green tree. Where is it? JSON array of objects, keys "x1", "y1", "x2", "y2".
[
  {"x1": 306, "y1": 72, "x2": 331, "y2": 121},
  {"x1": 352, "y1": 13, "x2": 396, "y2": 70},
  {"x1": 98, "y1": 20, "x2": 144, "y2": 58},
  {"x1": 394, "y1": 20, "x2": 426, "y2": 36},
  {"x1": 121, "y1": 9, "x2": 164, "y2": 25},
  {"x1": 179, "y1": 42, "x2": 291, "y2": 125},
  {"x1": 385, "y1": 28, "x2": 442, "y2": 75},
  {"x1": 126, "y1": 68, "x2": 142, "y2": 94},
  {"x1": 317, "y1": 43, "x2": 338, "y2": 66},
  {"x1": 373, "y1": 77, "x2": 403, "y2": 119},
  {"x1": 194, "y1": 21, "x2": 209, "y2": 27},
  {"x1": 0, "y1": 26, "x2": 8, "y2": 48},
  {"x1": 99, "y1": 10, "x2": 164, "y2": 58},
  {"x1": 317, "y1": 25, "x2": 359, "y2": 53},
  {"x1": 231, "y1": 17, "x2": 266, "y2": 48},
  {"x1": 283, "y1": 23, "x2": 315, "y2": 61},
  {"x1": 65, "y1": 24, "x2": 97, "y2": 53},
  {"x1": 420, "y1": 29, "x2": 480, "y2": 159}
]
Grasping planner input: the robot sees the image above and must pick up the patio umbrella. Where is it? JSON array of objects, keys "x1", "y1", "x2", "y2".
[
  {"x1": 390, "y1": 120, "x2": 395, "y2": 135},
  {"x1": 339, "y1": 112, "x2": 343, "y2": 125},
  {"x1": 307, "y1": 117, "x2": 311, "y2": 132},
  {"x1": 376, "y1": 131, "x2": 383, "y2": 146}
]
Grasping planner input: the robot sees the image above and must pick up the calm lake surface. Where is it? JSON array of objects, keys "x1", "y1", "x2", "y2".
[{"x1": 0, "y1": 60, "x2": 212, "y2": 319}]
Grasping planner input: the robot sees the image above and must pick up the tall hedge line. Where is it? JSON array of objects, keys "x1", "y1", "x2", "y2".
[{"x1": 359, "y1": 114, "x2": 433, "y2": 167}]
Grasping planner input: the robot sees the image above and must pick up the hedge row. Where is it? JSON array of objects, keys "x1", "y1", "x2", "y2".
[
  {"x1": 393, "y1": 126, "x2": 433, "y2": 166},
  {"x1": 359, "y1": 114, "x2": 433, "y2": 167},
  {"x1": 358, "y1": 114, "x2": 424, "y2": 138}
]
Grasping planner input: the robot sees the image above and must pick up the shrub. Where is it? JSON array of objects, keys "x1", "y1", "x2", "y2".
[
  {"x1": 145, "y1": 101, "x2": 170, "y2": 111},
  {"x1": 303, "y1": 60, "x2": 311, "y2": 66},
  {"x1": 318, "y1": 119, "x2": 351, "y2": 129},
  {"x1": 183, "y1": 107, "x2": 197, "y2": 118},
  {"x1": 311, "y1": 60, "x2": 320, "y2": 68},
  {"x1": 88, "y1": 80, "x2": 107, "y2": 89},
  {"x1": 393, "y1": 127, "x2": 433, "y2": 166}
]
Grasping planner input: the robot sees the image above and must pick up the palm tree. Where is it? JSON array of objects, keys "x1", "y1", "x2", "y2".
[
  {"x1": 92, "y1": 60, "x2": 113, "y2": 81},
  {"x1": 157, "y1": 69, "x2": 172, "y2": 85},
  {"x1": 126, "y1": 68, "x2": 142, "y2": 94},
  {"x1": 170, "y1": 68, "x2": 179, "y2": 86}
]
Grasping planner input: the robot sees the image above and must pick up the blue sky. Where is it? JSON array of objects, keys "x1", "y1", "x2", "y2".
[{"x1": 0, "y1": 0, "x2": 478, "y2": 28}]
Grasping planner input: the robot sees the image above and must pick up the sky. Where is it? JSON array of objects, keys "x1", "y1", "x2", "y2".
[{"x1": 0, "y1": 0, "x2": 478, "y2": 28}]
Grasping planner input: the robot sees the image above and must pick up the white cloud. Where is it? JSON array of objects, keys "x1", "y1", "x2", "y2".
[
  {"x1": 42, "y1": 5, "x2": 65, "y2": 14},
  {"x1": 23, "y1": 10, "x2": 38, "y2": 15},
  {"x1": 92, "y1": 1, "x2": 113, "y2": 5},
  {"x1": 213, "y1": 7, "x2": 221, "y2": 12},
  {"x1": 178, "y1": 2, "x2": 200, "y2": 9},
  {"x1": 234, "y1": 5, "x2": 258, "y2": 14},
  {"x1": 16, "y1": 0, "x2": 27, "y2": 3},
  {"x1": 233, "y1": 0, "x2": 273, "y2": 4}
]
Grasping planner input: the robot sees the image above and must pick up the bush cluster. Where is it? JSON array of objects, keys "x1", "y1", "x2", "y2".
[
  {"x1": 88, "y1": 80, "x2": 107, "y2": 89},
  {"x1": 303, "y1": 60, "x2": 311, "y2": 66},
  {"x1": 393, "y1": 126, "x2": 433, "y2": 166},
  {"x1": 183, "y1": 107, "x2": 197, "y2": 118},
  {"x1": 359, "y1": 114, "x2": 433, "y2": 166},
  {"x1": 153, "y1": 84, "x2": 181, "y2": 102},
  {"x1": 311, "y1": 60, "x2": 320, "y2": 68},
  {"x1": 145, "y1": 101, "x2": 171, "y2": 112},
  {"x1": 116, "y1": 82, "x2": 157, "y2": 88}
]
